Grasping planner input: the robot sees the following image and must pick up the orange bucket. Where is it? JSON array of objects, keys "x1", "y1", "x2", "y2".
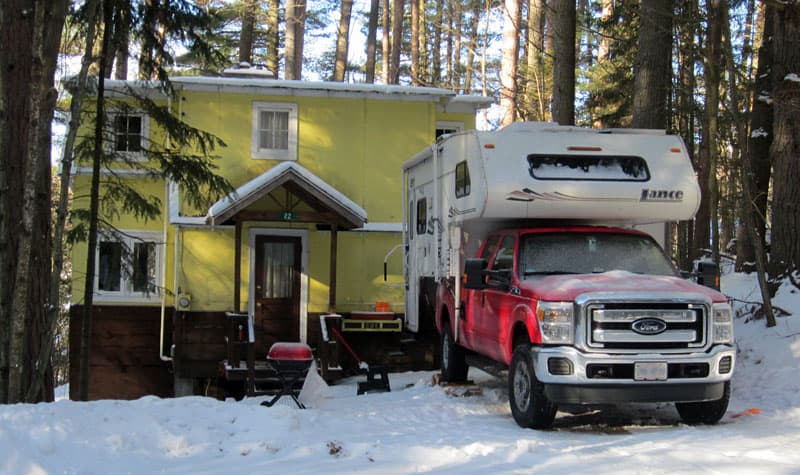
[{"x1": 375, "y1": 301, "x2": 390, "y2": 312}]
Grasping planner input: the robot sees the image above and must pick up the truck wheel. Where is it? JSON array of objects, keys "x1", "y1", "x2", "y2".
[
  {"x1": 509, "y1": 344, "x2": 557, "y2": 429},
  {"x1": 440, "y1": 322, "x2": 468, "y2": 382},
  {"x1": 675, "y1": 381, "x2": 731, "y2": 425}
]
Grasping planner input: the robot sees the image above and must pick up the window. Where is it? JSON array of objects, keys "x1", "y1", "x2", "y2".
[
  {"x1": 455, "y1": 161, "x2": 471, "y2": 198},
  {"x1": 252, "y1": 102, "x2": 298, "y2": 160},
  {"x1": 480, "y1": 235, "x2": 500, "y2": 260},
  {"x1": 518, "y1": 232, "x2": 675, "y2": 277},
  {"x1": 416, "y1": 198, "x2": 427, "y2": 235},
  {"x1": 109, "y1": 112, "x2": 148, "y2": 159},
  {"x1": 527, "y1": 154, "x2": 650, "y2": 181},
  {"x1": 95, "y1": 231, "x2": 163, "y2": 301},
  {"x1": 408, "y1": 200, "x2": 414, "y2": 240},
  {"x1": 436, "y1": 121, "x2": 464, "y2": 139},
  {"x1": 491, "y1": 236, "x2": 516, "y2": 272}
]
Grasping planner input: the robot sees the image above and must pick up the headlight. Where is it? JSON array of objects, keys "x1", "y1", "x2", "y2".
[
  {"x1": 712, "y1": 302, "x2": 734, "y2": 344},
  {"x1": 537, "y1": 301, "x2": 574, "y2": 344}
]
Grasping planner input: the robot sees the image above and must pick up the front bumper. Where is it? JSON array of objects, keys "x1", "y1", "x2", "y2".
[{"x1": 530, "y1": 344, "x2": 735, "y2": 405}]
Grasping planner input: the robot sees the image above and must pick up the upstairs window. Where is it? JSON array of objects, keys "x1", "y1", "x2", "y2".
[
  {"x1": 109, "y1": 112, "x2": 148, "y2": 159},
  {"x1": 96, "y1": 231, "x2": 162, "y2": 301},
  {"x1": 436, "y1": 121, "x2": 464, "y2": 139},
  {"x1": 252, "y1": 102, "x2": 298, "y2": 160},
  {"x1": 455, "y1": 161, "x2": 471, "y2": 198}
]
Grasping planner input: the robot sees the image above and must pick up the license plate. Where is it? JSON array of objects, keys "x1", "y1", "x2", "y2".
[{"x1": 634, "y1": 362, "x2": 667, "y2": 381}]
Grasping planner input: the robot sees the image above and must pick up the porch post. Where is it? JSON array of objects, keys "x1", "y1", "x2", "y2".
[
  {"x1": 234, "y1": 219, "x2": 242, "y2": 314},
  {"x1": 328, "y1": 224, "x2": 338, "y2": 313}
]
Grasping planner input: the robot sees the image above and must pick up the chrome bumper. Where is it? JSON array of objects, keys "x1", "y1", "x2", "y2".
[{"x1": 530, "y1": 344, "x2": 735, "y2": 386}]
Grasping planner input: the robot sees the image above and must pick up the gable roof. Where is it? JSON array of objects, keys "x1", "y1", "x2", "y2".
[{"x1": 206, "y1": 162, "x2": 367, "y2": 229}]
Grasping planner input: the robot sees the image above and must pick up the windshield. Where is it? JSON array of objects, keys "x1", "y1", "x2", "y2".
[{"x1": 519, "y1": 232, "x2": 676, "y2": 277}]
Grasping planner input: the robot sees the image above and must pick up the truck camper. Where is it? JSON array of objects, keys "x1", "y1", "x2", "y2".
[{"x1": 401, "y1": 122, "x2": 735, "y2": 429}]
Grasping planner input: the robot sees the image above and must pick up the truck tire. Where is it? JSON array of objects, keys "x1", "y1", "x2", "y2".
[
  {"x1": 675, "y1": 381, "x2": 731, "y2": 425},
  {"x1": 440, "y1": 322, "x2": 469, "y2": 382},
  {"x1": 509, "y1": 344, "x2": 557, "y2": 429}
]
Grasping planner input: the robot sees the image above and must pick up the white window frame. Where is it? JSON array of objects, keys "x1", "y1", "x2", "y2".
[
  {"x1": 107, "y1": 111, "x2": 149, "y2": 162},
  {"x1": 251, "y1": 102, "x2": 298, "y2": 161},
  {"x1": 94, "y1": 230, "x2": 163, "y2": 302},
  {"x1": 436, "y1": 121, "x2": 464, "y2": 138}
]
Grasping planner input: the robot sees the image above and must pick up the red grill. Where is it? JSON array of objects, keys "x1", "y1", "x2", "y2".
[{"x1": 261, "y1": 342, "x2": 313, "y2": 409}]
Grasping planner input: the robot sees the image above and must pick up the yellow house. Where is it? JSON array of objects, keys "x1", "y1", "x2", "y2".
[{"x1": 68, "y1": 73, "x2": 491, "y2": 399}]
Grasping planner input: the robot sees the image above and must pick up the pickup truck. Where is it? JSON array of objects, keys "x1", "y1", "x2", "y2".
[{"x1": 437, "y1": 225, "x2": 735, "y2": 429}]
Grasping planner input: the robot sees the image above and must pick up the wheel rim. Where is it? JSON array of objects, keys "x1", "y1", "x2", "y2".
[{"x1": 513, "y1": 361, "x2": 531, "y2": 412}]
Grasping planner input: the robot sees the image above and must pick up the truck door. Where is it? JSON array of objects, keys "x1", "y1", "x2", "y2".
[
  {"x1": 462, "y1": 235, "x2": 499, "y2": 347},
  {"x1": 474, "y1": 234, "x2": 516, "y2": 362}
]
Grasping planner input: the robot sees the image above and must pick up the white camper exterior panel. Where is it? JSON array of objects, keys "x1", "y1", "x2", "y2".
[{"x1": 475, "y1": 126, "x2": 700, "y2": 223}]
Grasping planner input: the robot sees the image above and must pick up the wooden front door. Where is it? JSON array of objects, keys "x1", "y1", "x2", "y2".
[{"x1": 254, "y1": 235, "x2": 302, "y2": 350}]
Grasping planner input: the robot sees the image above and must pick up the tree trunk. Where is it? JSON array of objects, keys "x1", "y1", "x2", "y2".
[
  {"x1": 265, "y1": 0, "x2": 279, "y2": 76},
  {"x1": 736, "y1": 4, "x2": 773, "y2": 271},
  {"x1": 721, "y1": 1, "x2": 776, "y2": 327},
  {"x1": 631, "y1": 0, "x2": 673, "y2": 130},
  {"x1": 113, "y1": 0, "x2": 129, "y2": 80},
  {"x1": 410, "y1": 0, "x2": 419, "y2": 85},
  {"x1": 80, "y1": 0, "x2": 115, "y2": 401},
  {"x1": 333, "y1": 0, "x2": 354, "y2": 81},
  {"x1": 34, "y1": 0, "x2": 100, "y2": 403},
  {"x1": 382, "y1": 0, "x2": 390, "y2": 83},
  {"x1": 293, "y1": 0, "x2": 306, "y2": 80},
  {"x1": 365, "y1": 0, "x2": 380, "y2": 83},
  {"x1": 769, "y1": 1, "x2": 800, "y2": 276},
  {"x1": 699, "y1": 0, "x2": 723, "y2": 266},
  {"x1": 418, "y1": 0, "x2": 429, "y2": 85},
  {"x1": 389, "y1": 0, "x2": 404, "y2": 84},
  {"x1": 452, "y1": 2, "x2": 463, "y2": 91},
  {"x1": 238, "y1": 0, "x2": 257, "y2": 64},
  {"x1": 525, "y1": 0, "x2": 546, "y2": 121},
  {"x1": 1, "y1": 0, "x2": 66, "y2": 403},
  {"x1": 499, "y1": 0, "x2": 520, "y2": 127},
  {"x1": 675, "y1": 0, "x2": 698, "y2": 270},
  {"x1": 551, "y1": 0, "x2": 575, "y2": 125},
  {"x1": 464, "y1": 0, "x2": 481, "y2": 93},
  {"x1": 445, "y1": 2, "x2": 453, "y2": 88},
  {"x1": 432, "y1": 0, "x2": 442, "y2": 85},
  {"x1": 0, "y1": 0, "x2": 7, "y2": 403},
  {"x1": 285, "y1": 0, "x2": 297, "y2": 79}
]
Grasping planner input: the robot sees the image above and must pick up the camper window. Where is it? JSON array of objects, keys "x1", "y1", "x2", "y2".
[
  {"x1": 416, "y1": 198, "x2": 427, "y2": 234},
  {"x1": 527, "y1": 154, "x2": 650, "y2": 182},
  {"x1": 455, "y1": 161, "x2": 471, "y2": 198}
]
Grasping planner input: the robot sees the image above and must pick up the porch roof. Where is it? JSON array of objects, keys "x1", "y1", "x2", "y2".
[{"x1": 206, "y1": 162, "x2": 368, "y2": 228}]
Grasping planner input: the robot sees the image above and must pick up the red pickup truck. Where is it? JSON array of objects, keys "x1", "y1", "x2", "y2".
[{"x1": 437, "y1": 225, "x2": 735, "y2": 429}]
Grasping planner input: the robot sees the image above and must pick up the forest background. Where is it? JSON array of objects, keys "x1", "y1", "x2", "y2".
[{"x1": 0, "y1": 0, "x2": 798, "y2": 404}]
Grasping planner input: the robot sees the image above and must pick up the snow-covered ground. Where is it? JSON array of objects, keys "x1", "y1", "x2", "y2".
[{"x1": 2, "y1": 273, "x2": 799, "y2": 475}]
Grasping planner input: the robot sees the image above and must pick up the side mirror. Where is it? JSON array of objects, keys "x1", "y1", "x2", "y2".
[
  {"x1": 695, "y1": 261, "x2": 720, "y2": 290},
  {"x1": 463, "y1": 258, "x2": 488, "y2": 290}
]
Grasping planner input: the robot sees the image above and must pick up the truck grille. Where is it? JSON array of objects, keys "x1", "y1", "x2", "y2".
[{"x1": 587, "y1": 303, "x2": 705, "y2": 350}]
